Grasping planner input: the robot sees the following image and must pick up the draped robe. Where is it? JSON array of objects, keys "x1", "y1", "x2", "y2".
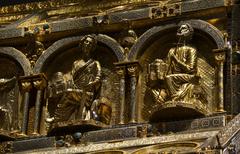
[{"x1": 165, "y1": 45, "x2": 198, "y2": 102}]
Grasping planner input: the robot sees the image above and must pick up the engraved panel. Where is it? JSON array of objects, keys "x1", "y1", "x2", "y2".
[
  {"x1": 109, "y1": 8, "x2": 150, "y2": 23},
  {"x1": 182, "y1": 0, "x2": 225, "y2": 13},
  {"x1": 11, "y1": 137, "x2": 55, "y2": 153},
  {"x1": 218, "y1": 114, "x2": 240, "y2": 147},
  {"x1": 157, "y1": 115, "x2": 226, "y2": 133},
  {"x1": 81, "y1": 126, "x2": 138, "y2": 143},
  {"x1": 0, "y1": 28, "x2": 24, "y2": 39},
  {"x1": 51, "y1": 17, "x2": 92, "y2": 32},
  {"x1": 21, "y1": 131, "x2": 219, "y2": 154}
]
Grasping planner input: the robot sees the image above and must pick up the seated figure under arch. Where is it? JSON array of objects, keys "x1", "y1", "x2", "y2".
[
  {"x1": 47, "y1": 35, "x2": 112, "y2": 126},
  {"x1": 148, "y1": 24, "x2": 208, "y2": 106}
]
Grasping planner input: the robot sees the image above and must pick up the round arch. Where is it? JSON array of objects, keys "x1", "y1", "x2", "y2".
[
  {"x1": 128, "y1": 19, "x2": 224, "y2": 60},
  {"x1": 33, "y1": 34, "x2": 125, "y2": 73},
  {"x1": 0, "y1": 47, "x2": 32, "y2": 75}
]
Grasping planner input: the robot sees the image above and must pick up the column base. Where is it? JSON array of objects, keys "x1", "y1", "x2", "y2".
[
  {"x1": 31, "y1": 132, "x2": 40, "y2": 136},
  {"x1": 215, "y1": 109, "x2": 226, "y2": 113},
  {"x1": 18, "y1": 133, "x2": 28, "y2": 137},
  {"x1": 118, "y1": 121, "x2": 125, "y2": 125},
  {"x1": 129, "y1": 119, "x2": 137, "y2": 123}
]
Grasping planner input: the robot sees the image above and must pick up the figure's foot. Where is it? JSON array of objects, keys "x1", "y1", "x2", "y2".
[
  {"x1": 159, "y1": 89, "x2": 167, "y2": 100},
  {"x1": 157, "y1": 95, "x2": 165, "y2": 102},
  {"x1": 91, "y1": 111, "x2": 99, "y2": 121},
  {"x1": 46, "y1": 117, "x2": 55, "y2": 123},
  {"x1": 152, "y1": 89, "x2": 167, "y2": 104}
]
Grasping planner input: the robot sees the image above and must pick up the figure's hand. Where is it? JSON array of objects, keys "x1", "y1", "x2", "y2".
[
  {"x1": 88, "y1": 79, "x2": 100, "y2": 87},
  {"x1": 169, "y1": 49, "x2": 175, "y2": 58},
  {"x1": 169, "y1": 49, "x2": 178, "y2": 62}
]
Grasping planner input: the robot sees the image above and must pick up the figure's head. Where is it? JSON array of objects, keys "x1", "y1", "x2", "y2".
[
  {"x1": 80, "y1": 35, "x2": 97, "y2": 56},
  {"x1": 52, "y1": 72, "x2": 64, "y2": 82},
  {"x1": 177, "y1": 23, "x2": 194, "y2": 40}
]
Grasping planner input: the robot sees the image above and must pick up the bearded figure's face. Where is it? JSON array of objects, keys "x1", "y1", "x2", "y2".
[{"x1": 82, "y1": 37, "x2": 95, "y2": 56}]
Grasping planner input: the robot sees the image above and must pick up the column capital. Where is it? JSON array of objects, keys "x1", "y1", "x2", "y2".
[
  {"x1": 213, "y1": 48, "x2": 228, "y2": 63},
  {"x1": 19, "y1": 73, "x2": 47, "y2": 91},
  {"x1": 21, "y1": 81, "x2": 32, "y2": 92},
  {"x1": 127, "y1": 65, "x2": 139, "y2": 77},
  {"x1": 115, "y1": 66, "x2": 126, "y2": 78},
  {"x1": 115, "y1": 61, "x2": 141, "y2": 77},
  {"x1": 33, "y1": 80, "x2": 47, "y2": 90},
  {"x1": 33, "y1": 74, "x2": 47, "y2": 90}
]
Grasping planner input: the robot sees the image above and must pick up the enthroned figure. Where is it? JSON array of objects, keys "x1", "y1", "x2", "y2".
[
  {"x1": 149, "y1": 24, "x2": 207, "y2": 105},
  {"x1": 47, "y1": 35, "x2": 103, "y2": 123}
]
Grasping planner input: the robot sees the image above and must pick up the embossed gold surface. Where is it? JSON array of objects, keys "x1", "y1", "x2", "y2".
[{"x1": 0, "y1": 0, "x2": 239, "y2": 153}]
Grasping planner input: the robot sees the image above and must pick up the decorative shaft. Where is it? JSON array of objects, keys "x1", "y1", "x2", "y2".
[
  {"x1": 119, "y1": 77, "x2": 126, "y2": 124},
  {"x1": 130, "y1": 75, "x2": 137, "y2": 123},
  {"x1": 218, "y1": 62, "x2": 225, "y2": 112},
  {"x1": 33, "y1": 90, "x2": 42, "y2": 134},
  {"x1": 213, "y1": 50, "x2": 226, "y2": 113},
  {"x1": 21, "y1": 92, "x2": 30, "y2": 134},
  {"x1": 128, "y1": 65, "x2": 138, "y2": 123}
]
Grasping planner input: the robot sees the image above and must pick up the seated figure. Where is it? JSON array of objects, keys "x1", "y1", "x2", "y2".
[
  {"x1": 149, "y1": 24, "x2": 207, "y2": 105},
  {"x1": 47, "y1": 35, "x2": 111, "y2": 124}
]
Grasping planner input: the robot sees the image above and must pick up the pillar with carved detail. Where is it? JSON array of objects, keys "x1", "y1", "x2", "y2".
[
  {"x1": 20, "y1": 82, "x2": 32, "y2": 135},
  {"x1": 116, "y1": 66, "x2": 126, "y2": 124},
  {"x1": 214, "y1": 49, "x2": 226, "y2": 112},
  {"x1": 33, "y1": 77, "x2": 47, "y2": 135},
  {"x1": 127, "y1": 63, "x2": 140, "y2": 123}
]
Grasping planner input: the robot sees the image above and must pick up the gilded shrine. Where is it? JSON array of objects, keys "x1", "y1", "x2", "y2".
[{"x1": 0, "y1": 0, "x2": 240, "y2": 153}]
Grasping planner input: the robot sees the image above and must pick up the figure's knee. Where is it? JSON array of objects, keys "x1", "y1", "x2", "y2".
[{"x1": 165, "y1": 75, "x2": 172, "y2": 84}]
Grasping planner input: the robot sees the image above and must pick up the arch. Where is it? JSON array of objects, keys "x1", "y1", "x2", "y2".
[
  {"x1": 0, "y1": 47, "x2": 32, "y2": 75},
  {"x1": 128, "y1": 19, "x2": 224, "y2": 60},
  {"x1": 97, "y1": 34, "x2": 125, "y2": 61},
  {"x1": 132, "y1": 141, "x2": 199, "y2": 154},
  {"x1": 33, "y1": 34, "x2": 125, "y2": 73}
]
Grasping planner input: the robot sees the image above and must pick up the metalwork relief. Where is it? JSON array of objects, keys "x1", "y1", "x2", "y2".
[
  {"x1": 47, "y1": 35, "x2": 112, "y2": 129},
  {"x1": 0, "y1": 77, "x2": 17, "y2": 131},
  {"x1": 146, "y1": 24, "x2": 212, "y2": 120},
  {"x1": 1, "y1": 0, "x2": 239, "y2": 151}
]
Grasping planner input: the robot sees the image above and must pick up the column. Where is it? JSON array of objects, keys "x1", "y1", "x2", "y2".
[
  {"x1": 33, "y1": 79, "x2": 46, "y2": 135},
  {"x1": 20, "y1": 82, "x2": 32, "y2": 135},
  {"x1": 214, "y1": 51, "x2": 226, "y2": 112},
  {"x1": 127, "y1": 65, "x2": 139, "y2": 123},
  {"x1": 116, "y1": 66, "x2": 126, "y2": 124}
]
